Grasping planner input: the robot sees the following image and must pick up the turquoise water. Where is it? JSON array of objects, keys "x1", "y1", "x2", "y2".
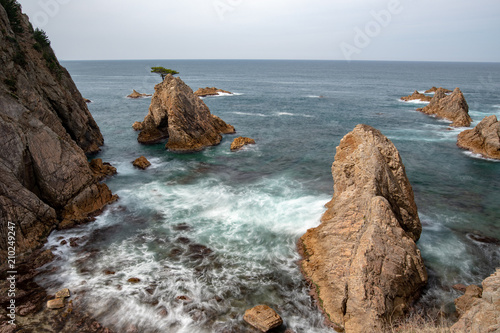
[{"x1": 36, "y1": 60, "x2": 500, "y2": 332}]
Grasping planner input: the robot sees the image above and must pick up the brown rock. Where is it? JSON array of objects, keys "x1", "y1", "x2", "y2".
[
  {"x1": 47, "y1": 298, "x2": 64, "y2": 309},
  {"x1": 127, "y1": 89, "x2": 152, "y2": 99},
  {"x1": 299, "y1": 125, "x2": 428, "y2": 333},
  {"x1": 137, "y1": 75, "x2": 235, "y2": 151},
  {"x1": 230, "y1": 136, "x2": 256, "y2": 151},
  {"x1": 132, "y1": 121, "x2": 144, "y2": 131},
  {"x1": 55, "y1": 288, "x2": 71, "y2": 298},
  {"x1": 419, "y1": 88, "x2": 472, "y2": 127},
  {"x1": 400, "y1": 90, "x2": 432, "y2": 102},
  {"x1": 425, "y1": 86, "x2": 452, "y2": 94},
  {"x1": 83, "y1": 98, "x2": 92, "y2": 103},
  {"x1": 132, "y1": 156, "x2": 151, "y2": 170},
  {"x1": 243, "y1": 305, "x2": 283, "y2": 332},
  {"x1": 451, "y1": 269, "x2": 500, "y2": 332},
  {"x1": 0, "y1": 3, "x2": 116, "y2": 259},
  {"x1": 194, "y1": 87, "x2": 232, "y2": 97},
  {"x1": 457, "y1": 115, "x2": 500, "y2": 160},
  {"x1": 454, "y1": 285, "x2": 483, "y2": 317},
  {"x1": 452, "y1": 284, "x2": 468, "y2": 293},
  {"x1": 89, "y1": 159, "x2": 117, "y2": 181},
  {"x1": 127, "y1": 278, "x2": 141, "y2": 283}
]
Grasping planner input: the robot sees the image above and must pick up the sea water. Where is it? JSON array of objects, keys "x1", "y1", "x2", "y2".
[{"x1": 36, "y1": 60, "x2": 500, "y2": 332}]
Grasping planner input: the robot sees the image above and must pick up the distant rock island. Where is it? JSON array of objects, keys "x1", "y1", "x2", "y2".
[
  {"x1": 457, "y1": 115, "x2": 500, "y2": 160},
  {"x1": 194, "y1": 87, "x2": 232, "y2": 97},
  {"x1": 400, "y1": 90, "x2": 432, "y2": 102},
  {"x1": 135, "y1": 75, "x2": 235, "y2": 151},
  {"x1": 127, "y1": 89, "x2": 152, "y2": 98},
  {"x1": 300, "y1": 125, "x2": 427, "y2": 332},
  {"x1": 231, "y1": 137, "x2": 256, "y2": 151},
  {"x1": 418, "y1": 88, "x2": 472, "y2": 127},
  {"x1": 425, "y1": 86, "x2": 452, "y2": 94}
]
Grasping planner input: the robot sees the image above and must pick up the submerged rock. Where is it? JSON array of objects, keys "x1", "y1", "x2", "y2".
[
  {"x1": 451, "y1": 269, "x2": 500, "y2": 332},
  {"x1": 230, "y1": 137, "x2": 256, "y2": 151},
  {"x1": 457, "y1": 115, "x2": 500, "y2": 160},
  {"x1": 127, "y1": 89, "x2": 152, "y2": 99},
  {"x1": 400, "y1": 90, "x2": 432, "y2": 102},
  {"x1": 0, "y1": 3, "x2": 116, "y2": 258},
  {"x1": 136, "y1": 75, "x2": 235, "y2": 151},
  {"x1": 419, "y1": 88, "x2": 472, "y2": 127},
  {"x1": 194, "y1": 87, "x2": 232, "y2": 97},
  {"x1": 243, "y1": 305, "x2": 283, "y2": 332},
  {"x1": 299, "y1": 124, "x2": 427, "y2": 333},
  {"x1": 132, "y1": 156, "x2": 151, "y2": 170}
]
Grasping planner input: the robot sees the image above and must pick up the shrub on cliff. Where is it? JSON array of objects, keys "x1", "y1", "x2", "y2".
[
  {"x1": 151, "y1": 66, "x2": 179, "y2": 80},
  {"x1": 0, "y1": 0, "x2": 23, "y2": 33}
]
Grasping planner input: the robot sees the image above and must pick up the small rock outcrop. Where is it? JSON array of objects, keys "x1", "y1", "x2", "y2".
[
  {"x1": 243, "y1": 305, "x2": 283, "y2": 332},
  {"x1": 0, "y1": 3, "x2": 116, "y2": 258},
  {"x1": 89, "y1": 159, "x2": 117, "y2": 181},
  {"x1": 419, "y1": 88, "x2": 472, "y2": 127},
  {"x1": 454, "y1": 284, "x2": 483, "y2": 317},
  {"x1": 132, "y1": 156, "x2": 151, "y2": 170},
  {"x1": 194, "y1": 87, "x2": 232, "y2": 97},
  {"x1": 230, "y1": 137, "x2": 256, "y2": 151},
  {"x1": 451, "y1": 269, "x2": 500, "y2": 332},
  {"x1": 425, "y1": 86, "x2": 452, "y2": 94},
  {"x1": 127, "y1": 89, "x2": 152, "y2": 99},
  {"x1": 400, "y1": 90, "x2": 432, "y2": 102},
  {"x1": 457, "y1": 115, "x2": 500, "y2": 160},
  {"x1": 47, "y1": 288, "x2": 71, "y2": 310},
  {"x1": 136, "y1": 75, "x2": 235, "y2": 151},
  {"x1": 299, "y1": 125, "x2": 428, "y2": 333},
  {"x1": 132, "y1": 121, "x2": 144, "y2": 131}
]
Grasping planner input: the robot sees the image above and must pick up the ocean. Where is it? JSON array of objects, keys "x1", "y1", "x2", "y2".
[{"x1": 35, "y1": 60, "x2": 500, "y2": 332}]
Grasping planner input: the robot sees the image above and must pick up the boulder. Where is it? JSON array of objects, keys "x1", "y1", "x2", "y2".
[
  {"x1": 400, "y1": 90, "x2": 432, "y2": 102},
  {"x1": 0, "y1": 3, "x2": 116, "y2": 258},
  {"x1": 230, "y1": 137, "x2": 256, "y2": 151},
  {"x1": 127, "y1": 89, "x2": 152, "y2": 99},
  {"x1": 243, "y1": 305, "x2": 283, "y2": 332},
  {"x1": 137, "y1": 75, "x2": 235, "y2": 151},
  {"x1": 457, "y1": 115, "x2": 500, "y2": 160},
  {"x1": 194, "y1": 87, "x2": 232, "y2": 97},
  {"x1": 454, "y1": 285, "x2": 483, "y2": 317},
  {"x1": 419, "y1": 88, "x2": 472, "y2": 127},
  {"x1": 132, "y1": 156, "x2": 151, "y2": 170},
  {"x1": 132, "y1": 121, "x2": 144, "y2": 131},
  {"x1": 83, "y1": 98, "x2": 92, "y2": 103},
  {"x1": 89, "y1": 159, "x2": 117, "y2": 181},
  {"x1": 299, "y1": 125, "x2": 428, "y2": 333},
  {"x1": 451, "y1": 269, "x2": 500, "y2": 332},
  {"x1": 425, "y1": 87, "x2": 452, "y2": 94},
  {"x1": 55, "y1": 288, "x2": 71, "y2": 299},
  {"x1": 47, "y1": 298, "x2": 64, "y2": 309}
]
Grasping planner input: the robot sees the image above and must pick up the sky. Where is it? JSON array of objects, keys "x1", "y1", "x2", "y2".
[{"x1": 18, "y1": 0, "x2": 500, "y2": 62}]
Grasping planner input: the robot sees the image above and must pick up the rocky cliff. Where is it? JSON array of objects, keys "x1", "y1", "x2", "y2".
[
  {"x1": 0, "y1": 2, "x2": 116, "y2": 258},
  {"x1": 136, "y1": 74, "x2": 235, "y2": 151},
  {"x1": 400, "y1": 90, "x2": 432, "y2": 102},
  {"x1": 299, "y1": 125, "x2": 428, "y2": 333},
  {"x1": 457, "y1": 115, "x2": 500, "y2": 160},
  {"x1": 419, "y1": 88, "x2": 472, "y2": 127},
  {"x1": 451, "y1": 269, "x2": 500, "y2": 332}
]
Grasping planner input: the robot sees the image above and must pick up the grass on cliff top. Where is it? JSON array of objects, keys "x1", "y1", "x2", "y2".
[{"x1": 389, "y1": 308, "x2": 453, "y2": 333}]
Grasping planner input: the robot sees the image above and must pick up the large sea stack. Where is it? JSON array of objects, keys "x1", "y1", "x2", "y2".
[
  {"x1": 136, "y1": 75, "x2": 235, "y2": 151},
  {"x1": 0, "y1": 2, "x2": 116, "y2": 258},
  {"x1": 419, "y1": 88, "x2": 472, "y2": 127},
  {"x1": 457, "y1": 115, "x2": 500, "y2": 160},
  {"x1": 299, "y1": 125, "x2": 428, "y2": 332}
]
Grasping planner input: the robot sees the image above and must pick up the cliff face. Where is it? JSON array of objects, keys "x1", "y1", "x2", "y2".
[
  {"x1": 136, "y1": 75, "x2": 235, "y2": 151},
  {"x1": 457, "y1": 115, "x2": 500, "y2": 160},
  {"x1": 420, "y1": 88, "x2": 472, "y2": 127},
  {"x1": 0, "y1": 2, "x2": 116, "y2": 257},
  {"x1": 300, "y1": 125, "x2": 428, "y2": 333}
]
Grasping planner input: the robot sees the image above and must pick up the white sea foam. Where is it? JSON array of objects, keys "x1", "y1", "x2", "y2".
[
  {"x1": 463, "y1": 151, "x2": 500, "y2": 162},
  {"x1": 232, "y1": 111, "x2": 268, "y2": 117},
  {"x1": 277, "y1": 112, "x2": 314, "y2": 118},
  {"x1": 398, "y1": 99, "x2": 430, "y2": 104}
]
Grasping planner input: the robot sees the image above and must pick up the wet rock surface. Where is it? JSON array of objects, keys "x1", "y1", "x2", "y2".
[{"x1": 457, "y1": 115, "x2": 500, "y2": 160}]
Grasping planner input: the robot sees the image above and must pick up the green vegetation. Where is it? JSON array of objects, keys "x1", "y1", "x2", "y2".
[
  {"x1": 0, "y1": 0, "x2": 23, "y2": 33},
  {"x1": 151, "y1": 66, "x2": 179, "y2": 80},
  {"x1": 32, "y1": 28, "x2": 62, "y2": 80}
]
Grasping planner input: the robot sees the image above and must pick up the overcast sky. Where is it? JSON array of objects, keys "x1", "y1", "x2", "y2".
[{"x1": 18, "y1": 0, "x2": 500, "y2": 62}]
